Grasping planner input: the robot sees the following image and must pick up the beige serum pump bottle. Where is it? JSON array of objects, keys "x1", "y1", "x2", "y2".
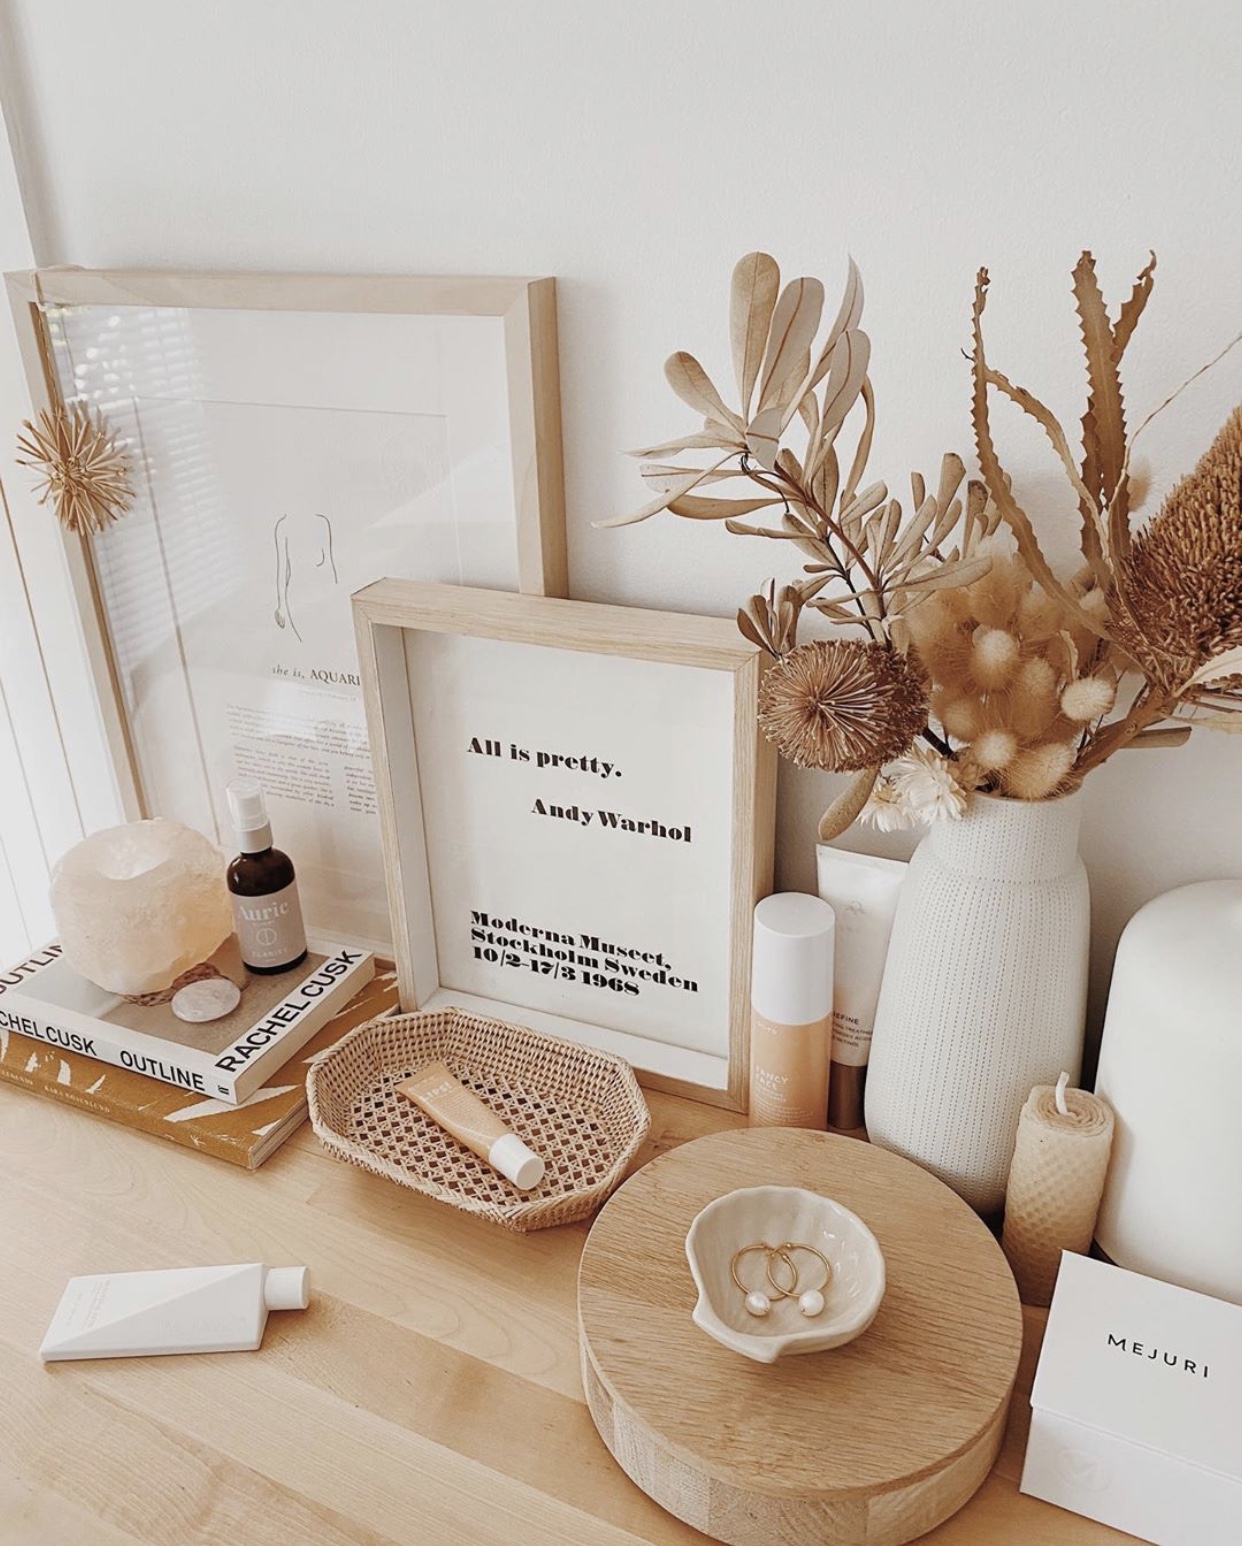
[{"x1": 748, "y1": 892, "x2": 836, "y2": 1128}]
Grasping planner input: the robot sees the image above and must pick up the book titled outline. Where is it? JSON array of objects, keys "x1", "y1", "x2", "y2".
[{"x1": 0, "y1": 942, "x2": 374, "y2": 1104}]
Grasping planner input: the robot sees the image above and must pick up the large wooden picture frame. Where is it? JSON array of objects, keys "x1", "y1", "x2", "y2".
[
  {"x1": 6, "y1": 268, "x2": 566, "y2": 950},
  {"x1": 354, "y1": 580, "x2": 776, "y2": 1110}
]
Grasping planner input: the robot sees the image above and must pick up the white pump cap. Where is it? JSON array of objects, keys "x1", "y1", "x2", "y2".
[
  {"x1": 263, "y1": 1265, "x2": 310, "y2": 1311},
  {"x1": 488, "y1": 1133, "x2": 546, "y2": 1190},
  {"x1": 227, "y1": 778, "x2": 273, "y2": 853},
  {"x1": 752, "y1": 892, "x2": 836, "y2": 1025}
]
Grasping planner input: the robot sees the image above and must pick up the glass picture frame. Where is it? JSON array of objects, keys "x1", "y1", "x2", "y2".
[{"x1": 6, "y1": 268, "x2": 566, "y2": 949}]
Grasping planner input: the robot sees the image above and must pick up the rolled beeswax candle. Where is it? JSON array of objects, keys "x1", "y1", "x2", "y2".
[{"x1": 1001, "y1": 1076, "x2": 1115, "y2": 1307}]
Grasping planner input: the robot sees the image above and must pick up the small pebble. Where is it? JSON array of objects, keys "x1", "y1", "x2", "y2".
[{"x1": 172, "y1": 978, "x2": 242, "y2": 1023}]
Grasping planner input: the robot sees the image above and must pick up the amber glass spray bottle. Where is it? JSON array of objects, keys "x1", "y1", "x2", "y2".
[{"x1": 226, "y1": 779, "x2": 308, "y2": 974}]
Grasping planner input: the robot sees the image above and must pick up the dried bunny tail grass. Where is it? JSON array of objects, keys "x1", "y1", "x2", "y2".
[
  {"x1": 757, "y1": 639, "x2": 929, "y2": 773},
  {"x1": 966, "y1": 555, "x2": 1031, "y2": 629},
  {"x1": 935, "y1": 583, "x2": 983, "y2": 625},
  {"x1": 1079, "y1": 586, "x2": 1110, "y2": 629},
  {"x1": 906, "y1": 598, "x2": 973, "y2": 684},
  {"x1": 1009, "y1": 657, "x2": 1060, "y2": 739},
  {"x1": 971, "y1": 627, "x2": 1021, "y2": 688},
  {"x1": 1016, "y1": 588, "x2": 1068, "y2": 642},
  {"x1": 1000, "y1": 741, "x2": 1077, "y2": 800},
  {"x1": 1061, "y1": 676, "x2": 1116, "y2": 722},
  {"x1": 933, "y1": 689, "x2": 984, "y2": 742},
  {"x1": 971, "y1": 728, "x2": 1020, "y2": 771}
]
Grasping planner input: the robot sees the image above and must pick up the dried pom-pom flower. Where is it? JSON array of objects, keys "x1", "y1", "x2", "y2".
[
  {"x1": 971, "y1": 627, "x2": 1021, "y2": 688},
  {"x1": 1010, "y1": 656, "x2": 1060, "y2": 738},
  {"x1": 934, "y1": 691, "x2": 984, "y2": 742},
  {"x1": 1017, "y1": 589, "x2": 1066, "y2": 641},
  {"x1": 972, "y1": 728, "x2": 1019, "y2": 771},
  {"x1": 966, "y1": 554, "x2": 1031, "y2": 629},
  {"x1": 1060, "y1": 676, "x2": 1116, "y2": 723},
  {"x1": 757, "y1": 640, "x2": 928, "y2": 773},
  {"x1": 1001, "y1": 741, "x2": 1076, "y2": 801}
]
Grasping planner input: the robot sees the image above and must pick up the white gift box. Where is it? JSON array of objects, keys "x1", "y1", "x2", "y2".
[{"x1": 1022, "y1": 1252, "x2": 1242, "y2": 1545}]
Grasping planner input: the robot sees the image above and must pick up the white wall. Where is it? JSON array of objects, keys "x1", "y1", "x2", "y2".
[
  {"x1": 3, "y1": 0, "x2": 1240, "y2": 1050},
  {"x1": 0, "y1": 29, "x2": 98, "y2": 965}
]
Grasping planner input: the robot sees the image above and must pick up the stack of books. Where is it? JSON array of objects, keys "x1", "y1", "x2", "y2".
[{"x1": 0, "y1": 941, "x2": 393, "y2": 1168}]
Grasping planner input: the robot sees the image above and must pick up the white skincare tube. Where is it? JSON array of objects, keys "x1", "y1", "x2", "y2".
[
  {"x1": 39, "y1": 1262, "x2": 310, "y2": 1362},
  {"x1": 397, "y1": 1061, "x2": 546, "y2": 1189},
  {"x1": 816, "y1": 846, "x2": 907, "y2": 1131}
]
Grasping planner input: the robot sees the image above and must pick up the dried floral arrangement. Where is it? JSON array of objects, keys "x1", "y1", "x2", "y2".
[
  {"x1": 955, "y1": 256, "x2": 1242, "y2": 800},
  {"x1": 605, "y1": 250, "x2": 1242, "y2": 836},
  {"x1": 15, "y1": 402, "x2": 132, "y2": 536},
  {"x1": 601, "y1": 252, "x2": 996, "y2": 837}
]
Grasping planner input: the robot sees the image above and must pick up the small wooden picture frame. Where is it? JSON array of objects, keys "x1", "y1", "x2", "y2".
[{"x1": 353, "y1": 580, "x2": 776, "y2": 1109}]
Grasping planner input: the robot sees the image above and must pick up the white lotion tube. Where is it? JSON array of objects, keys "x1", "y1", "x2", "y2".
[
  {"x1": 749, "y1": 892, "x2": 836, "y2": 1129},
  {"x1": 816, "y1": 846, "x2": 906, "y2": 1131},
  {"x1": 39, "y1": 1263, "x2": 310, "y2": 1362},
  {"x1": 397, "y1": 1061, "x2": 546, "y2": 1189}
]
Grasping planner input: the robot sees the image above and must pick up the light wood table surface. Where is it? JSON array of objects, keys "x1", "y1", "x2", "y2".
[{"x1": 0, "y1": 1052, "x2": 1131, "y2": 1544}]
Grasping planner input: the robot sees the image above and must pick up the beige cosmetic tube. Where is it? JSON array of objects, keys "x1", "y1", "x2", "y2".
[
  {"x1": 397, "y1": 1061, "x2": 546, "y2": 1189},
  {"x1": 748, "y1": 892, "x2": 836, "y2": 1129}
]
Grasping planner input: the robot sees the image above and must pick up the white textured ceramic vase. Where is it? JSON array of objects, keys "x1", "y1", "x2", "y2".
[{"x1": 864, "y1": 791, "x2": 1090, "y2": 1215}]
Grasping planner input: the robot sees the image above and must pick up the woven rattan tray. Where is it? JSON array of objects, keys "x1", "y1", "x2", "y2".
[{"x1": 307, "y1": 1007, "x2": 651, "y2": 1231}]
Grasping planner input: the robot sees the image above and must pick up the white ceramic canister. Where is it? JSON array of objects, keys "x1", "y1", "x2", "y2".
[
  {"x1": 864, "y1": 790, "x2": 1090, "y2": 1214},
  {"x1": 1094, "y1": 879, "x2": 1242, "y2": 1304}
]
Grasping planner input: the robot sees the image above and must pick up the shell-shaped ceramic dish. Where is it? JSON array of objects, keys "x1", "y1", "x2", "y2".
[{"x1": 685, "y1": 1185, "x2": 886, "y2": 1363}]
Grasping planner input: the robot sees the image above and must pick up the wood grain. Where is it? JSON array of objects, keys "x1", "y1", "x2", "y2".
[
  {"x1": 579, "y1": 1129, "x2": 1024, "y2": 1546},
  {"x1": 0, "y1": 1041, "x2": 1130, "y2": 1542}
]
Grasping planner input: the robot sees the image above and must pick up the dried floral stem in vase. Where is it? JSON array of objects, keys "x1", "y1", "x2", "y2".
[
  {"x1": 599, "y1": 251, "x2": 993, "y2": 839},
  {"x1": 964, "y1": 255, "x2": 1242, "y2": 792}
]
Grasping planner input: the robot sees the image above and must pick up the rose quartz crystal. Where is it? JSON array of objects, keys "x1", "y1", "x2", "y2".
[{"x1": 50, "y1": 819, "x2": 233, "y2": 996}]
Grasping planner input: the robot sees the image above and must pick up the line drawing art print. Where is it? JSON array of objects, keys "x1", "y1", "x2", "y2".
[{"x1": 274, "y1": 513, "x2": 339, "y2": 643}]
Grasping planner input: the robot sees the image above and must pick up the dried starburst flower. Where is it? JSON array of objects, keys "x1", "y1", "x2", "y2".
[
  {"x1": 890, "y1": 742, "x2": 969, "y2": 821},
  {"x1": 757, "y1": 639, "x2": 927, "y2": 773},
  {"x1": 16, "y1": 403, "x2": 132, "y2": 536}
]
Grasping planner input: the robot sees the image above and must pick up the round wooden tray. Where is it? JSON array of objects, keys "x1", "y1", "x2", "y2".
[{"x1": 578, "y1": 1128, "x2": 1022, "y2": 1546}]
